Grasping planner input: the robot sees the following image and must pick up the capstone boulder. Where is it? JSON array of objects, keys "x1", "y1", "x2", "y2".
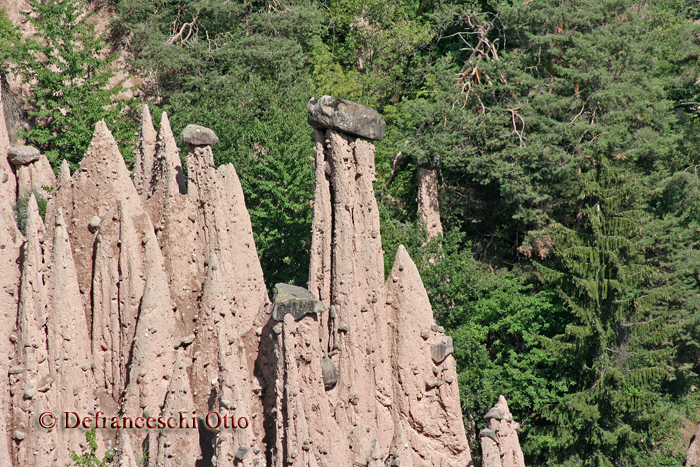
[
  {"x1": 308, "y1": 95, "x2": 387, "y2": 140},
  {"x1": 181, "y1": 124, "x2": 219, "y2": 146},
  {"x1": 271, "y1": 283, "x2": 324, "y2": 321},
  {"x1": 8, "y1": 145, "x2": 40, "y2": 165}
]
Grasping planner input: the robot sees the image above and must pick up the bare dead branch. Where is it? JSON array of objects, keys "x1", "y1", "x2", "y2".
[
  {"x1": 507, "y1": 108, "x2": 526, "y2": 147},
  {"x1": 165, "y1": 11, "x2": 200, "y2": 46},
  {"x1": 570, "y1": 104, "x2": 585, "y2": 124},
  {"x1": 385, "y1": 151, "x2": 406, "y2": 187}
]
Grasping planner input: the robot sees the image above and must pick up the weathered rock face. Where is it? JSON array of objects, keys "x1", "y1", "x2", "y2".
[
  {"x1": 7, "y1": 145, "x2": 40, "y2": 166},
  {"x1": 119, "y1": 237, "x2": 178, "y2": 462},
  {"x1": 16, "y1": 154, "x2": 56, "y2": 200},
  {"x1": 0, "y1": 76, "x2": 20, "y2": 467},
  {"x1": 181, "y1": 124, "x2": 220, "y2": 146},
  {"x1": 480, "y1": 396, "x2": 525, "y2": 467},
  {"x1": 1, "y1": 97, "x2": 474, "y2": 467},
  {"x1": 687, "y1": 424, "x2": 700, "y2": 466},
  {"x1": 271, "y1": 283, "x2": 324, "y2": 322},
  {"x1": 416, "y1": 166, "x2": 443, "y2": 237}
]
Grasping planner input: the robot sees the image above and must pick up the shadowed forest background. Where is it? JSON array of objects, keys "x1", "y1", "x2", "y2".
[{"x1": 3, "y1": 0, "x2": 700, "y2": 464}]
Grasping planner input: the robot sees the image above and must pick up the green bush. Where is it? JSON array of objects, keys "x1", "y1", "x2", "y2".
[
  {"x1": 70, "y1": 429, "x2": 113, "y2": 467},
  {"x1": 13, "y1": 190, "x2": 49, "y2": 236},
  {"x1": 17, "y1": 0, "x2": 136, "y2": 171}
]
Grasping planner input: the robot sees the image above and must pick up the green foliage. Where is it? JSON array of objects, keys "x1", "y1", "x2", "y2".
[
  {"x1": 13, "y1": 190, "x2": 49, "y2": 236},
  {"x1": 232, "y1": 102, "x2": 315, "y2": 289},
  {"x1": 0, "y1": 9, "x2": 30, "y2": 68},
  {"x1": 0, "y1": 10, "x2": 30, "y2": 139},
  {"x1": 309, "y1": 41, "x2": 365, "y2": 102},
  {"x1": 426, "y1": 236, "x2": 564, "y2": 415},
  {"x1": 394, "y1": 0, "x2": 700, "y2": 262},
  {"x1": 69, "y1": 429, "x2": 113, "y2": 467},
  {"x1": 320, "y1": 0, "x2": 434, "y2": 107},
  {"x1": 17, "y1": 0, "x2": 136, "y2": 171},
  {"x1": 116, "y1": 0, "x2": 322, "y2": 287},
  {"x1": 529, "y1": 159, "x2": 693, "y2": 466}
]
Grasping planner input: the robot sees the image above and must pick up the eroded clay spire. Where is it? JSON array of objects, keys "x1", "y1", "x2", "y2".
[
  {"x1": 184, "y1": 125, "x2": 268, "y2": 414},
  {"x1": 43, "y1": 159, "x2": 72, "y2": 256},
  {"x1": 92, "y1": 194, "x2": 175, "y2": 414},
  {"x1": 68, "y1": 120, "x2": 141, "y2": 326},
  {"x1": 300, "y1": 96, "x2": 471, "y2": 466},
  {"x1": 0, "y1": 153, "x2": 21, "y2": 467},
  {"x1": 417, "y1": 166, "x2": 443, "y2": 237},
  {"x1": 480, "y1": 396, "x2": 525, "y2": 467},
  {"x1": 58, "y1": 159, "x2": 71, "y2": 188},
  {"x1": 0, "y1": 84, "x2": 21, "y2": 467},
  {"x1": 157, "y1": 112, "x2": 181, "y2": 176},
  {"x1": 122, "y1": 271, "x2": 177, "y2": 461},
  {"x1": 16, "y1": 153, "x2": 56, "y2": 201},
  {"x1": 48, "y1": 211, "x2": 102, "y2": 463},
  {"x1": 10, "y1": 195, "x2": 60, "y2": 466},
  {"x1": 155, "y1": 351, "x2": 200, "y2": 465},
  {"x1": 133, "y1": 103, "x2": 157, "y2": 197},
  {"x1": 386, "y1": 245, "x2": 471, "y2": 466},
  {"x1": 305, "y1": 98, "x2": 395, "y2": 462}
]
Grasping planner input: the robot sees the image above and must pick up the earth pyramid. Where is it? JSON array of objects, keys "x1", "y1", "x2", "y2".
[{"x1": 0, "y1": 92, "x2": 489, "y2": 466}]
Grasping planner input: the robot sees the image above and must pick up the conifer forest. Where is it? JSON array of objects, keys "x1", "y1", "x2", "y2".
[{"x1": 4, "y1": 0, "x2": 700, "y2": 465}]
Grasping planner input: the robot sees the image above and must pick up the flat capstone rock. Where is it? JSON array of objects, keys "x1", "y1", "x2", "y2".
[
  {"x1": 8, "y1": 145, "x2": 40, "y2": 165},
  {"x1": 271, "y1": 283, "x2": 324, "y2": 322},
  {"x1": 181, "y1": 124, "x2": 219, "y2": 146},
  {"x1": 308, "y1": 96, "x2": 386, "y2": 141}
]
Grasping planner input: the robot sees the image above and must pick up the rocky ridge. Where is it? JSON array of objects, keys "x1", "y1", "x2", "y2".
[{"x1": 0, "y1": 91, "x2": 518, "y2": 465}]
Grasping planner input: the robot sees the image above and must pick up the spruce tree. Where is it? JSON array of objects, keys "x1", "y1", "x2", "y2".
[{"x1": 532, "y1": 158, "x2": 684, "y2": 466}]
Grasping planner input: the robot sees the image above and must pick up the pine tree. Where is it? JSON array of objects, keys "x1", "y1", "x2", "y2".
[{"x1": 391, "y1": 0, "x2": 700, "y2": 263}]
